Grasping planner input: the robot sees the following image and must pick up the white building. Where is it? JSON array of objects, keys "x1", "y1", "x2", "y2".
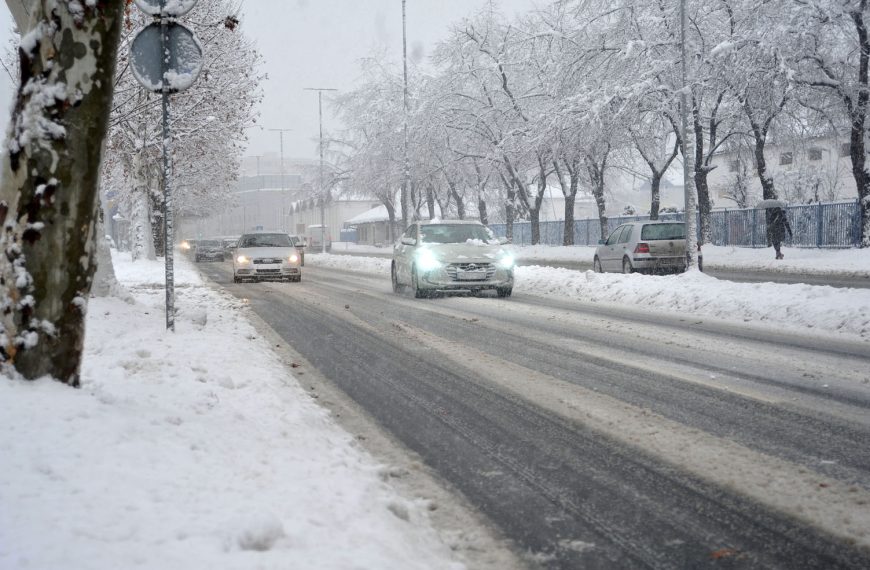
[{"x1": 706, "y1": 137, "x2": 856, "y2": 207}]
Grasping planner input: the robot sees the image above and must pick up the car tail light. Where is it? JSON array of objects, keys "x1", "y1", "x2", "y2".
[{"x1": 634, "y1": 242, "x2": 650, "y2": 254}]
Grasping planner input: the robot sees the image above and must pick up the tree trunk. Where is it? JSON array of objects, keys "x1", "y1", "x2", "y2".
[
  {"x1": 150, "y1": 177, "x2": 165, "y2": 257},
  {"x1": 563, "y1": 193, "x2": 576, "y2": 245},
  {"x1": 649, "y1": 172, "x2": 662, "y2": 220},
  {"x1": 693, "y1": 113, "x2": 713, "y2": 244},
  {"x1": 585, "y1": 153, "x2": 609, "y2": 241},
  {"x1": 426, "y1": 184, "x2": 436, "y2": 220},
  {"x1": 92, "y1": 206, "x2": 130, "y2": 301},
  {"x1": 0, "y1": 2, "x2": 124, "y2": 384},
  {"x1": 478, "y1": 196, "x2": 488, "y2": 226},
  {"x1": 850, "y1": 7, "x2": 870, "y2": 246}
]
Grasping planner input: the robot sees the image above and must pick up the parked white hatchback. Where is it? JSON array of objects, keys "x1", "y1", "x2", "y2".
[
  {"x1": 233, "y1": 232, "x2": 302, "y2": 283},
  {"x1": 392, "y1": 220, "x2": 514, "y2": 298},
  {"x1": 593, "y1": 221, "x2": 701, "y2": 274}
]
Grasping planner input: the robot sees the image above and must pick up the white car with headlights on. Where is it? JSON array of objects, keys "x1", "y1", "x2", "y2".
[
  {"x1": 392, "y1": 220, "x2": 514, "y2": 298},
  {"x1": 233, "y1": 232, "x2": 302, "y2": 283}
]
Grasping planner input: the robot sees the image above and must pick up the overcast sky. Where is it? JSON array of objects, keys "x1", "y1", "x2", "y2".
[{"x1": 0, "y1": 0, "x2": 539, "y2": 165}]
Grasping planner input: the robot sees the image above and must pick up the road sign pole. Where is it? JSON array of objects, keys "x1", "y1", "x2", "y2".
[
  {"x1": 162, "y1": 16, "x2": 175, "y2": 331},
  {"x1": 131, "y1": 0, "x2": 203, "y2": 331}
]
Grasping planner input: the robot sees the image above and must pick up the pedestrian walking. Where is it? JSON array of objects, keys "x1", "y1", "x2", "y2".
[{"x1": 767, "y1": 206, "x2": 792, "y2": 260}]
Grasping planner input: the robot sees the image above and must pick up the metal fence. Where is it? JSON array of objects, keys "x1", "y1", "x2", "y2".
[{"x1": 489, "y1": 200, "x2": 862, "y2": 248}]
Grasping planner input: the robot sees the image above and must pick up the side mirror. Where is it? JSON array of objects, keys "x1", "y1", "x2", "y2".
[
  {"x1": 598, "y1": 239, "x2": 606, "y2": 245},
  {"x1": 400, "y1": 237, "x2": 416, "y2": 246}
]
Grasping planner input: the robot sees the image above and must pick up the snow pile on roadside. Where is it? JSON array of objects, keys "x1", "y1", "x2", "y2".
[
  {"x1": 308, "y1": 254, "x2": 870, "y2": 339},
  {"x1": 701, "y1": 245, "x2": 870, "y2": 275},
  {"x1": 519, "y1": 267, "x2": 870, "y2": 338},
  {"x1": 0, "y1": 252, "x2": 464, "y2": 570}
]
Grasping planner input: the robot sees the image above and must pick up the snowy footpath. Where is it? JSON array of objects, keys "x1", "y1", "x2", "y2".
[
  {"x1": 310, "y1": 249, "x2": 870, "y2": 340},
  {"x1": 0, "y1": 252, "x2": 466, "y2": 570}
]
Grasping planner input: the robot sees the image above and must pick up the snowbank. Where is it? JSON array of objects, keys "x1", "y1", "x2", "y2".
[
  {"x1": 307, "y1": 254, "x2": 870, "y2": 339},
  {"x1": 334, "y1": 241, "x2": 870, "y2": 278},
  {"x1": 0, "y1": 252, "x2": 463, "y2": 570}
]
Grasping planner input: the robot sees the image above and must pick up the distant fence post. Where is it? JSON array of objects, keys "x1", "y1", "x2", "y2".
[
  {"x1": 723, "y1": 209, "x2": 730, "y2": 245},
  {"x1": 816, "y1": 202, "x2": 824, "y2": 248},
  {"x1": 751, "y1": 209, "x2": 757, "y2": 247}
]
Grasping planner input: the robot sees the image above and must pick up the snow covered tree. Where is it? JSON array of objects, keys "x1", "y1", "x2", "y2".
[
  {"x1": 104, "y1": 0, "x2": 262, "y2": 261},
  {"x1": 790, "y1": 0, "x2": 870, "y2": 246},
  {"x1": 0, "y1": 1, "x2": 124, "y2": 384}
]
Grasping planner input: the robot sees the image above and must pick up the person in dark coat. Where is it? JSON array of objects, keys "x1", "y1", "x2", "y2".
[{"x1": 767, "y1": 207, "x2": 792, "y2": 259}]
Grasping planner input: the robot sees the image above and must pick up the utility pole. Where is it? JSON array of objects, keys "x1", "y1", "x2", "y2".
[
  {"x1": 304, "y1": 87, "x2": 337, "y2": 254},
  {"x1": 253, "y1": 155, "x2": 262, "y2": 232},
  {"x1": 268, "y1": 128, "x2": 293, "y2": 232},
  {"x1": 680, "y1": 0, "x2": 698, "y2": 268},
  {"x1": 401, "y1": 0, "x2": 410, "y2": 237}
]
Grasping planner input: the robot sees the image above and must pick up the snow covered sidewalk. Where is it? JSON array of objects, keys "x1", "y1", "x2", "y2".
[
  {"x1": 308, "y1": 254, "x2": 870, "y2": 340},
  {"x1": 0, "y1": 252, "x2": 465, "y2": 570}
]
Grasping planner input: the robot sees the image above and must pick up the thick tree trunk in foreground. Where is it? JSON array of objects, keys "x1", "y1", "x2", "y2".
[{"x1": 0, "y1": 2, "x2": 124, "y2": 385}]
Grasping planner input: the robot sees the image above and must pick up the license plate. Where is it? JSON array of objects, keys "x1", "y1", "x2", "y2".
[{"x1": 457, "y1": 271, "x2": 486, "y2": 280}]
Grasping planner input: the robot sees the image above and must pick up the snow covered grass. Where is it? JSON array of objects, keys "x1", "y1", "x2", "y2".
[
  {"x1": 307, "y1": 254, "x2": 870, "y2": 340},
  {"x1": 0, "y1": 252, "x2": 463, "y2": 570}
]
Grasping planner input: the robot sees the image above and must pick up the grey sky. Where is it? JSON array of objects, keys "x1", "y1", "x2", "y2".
[{"x1": 0, "y1": 0, "x2": 539, "y2": 161}]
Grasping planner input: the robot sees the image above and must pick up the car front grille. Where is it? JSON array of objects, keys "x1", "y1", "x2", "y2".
[
  {"x1": 256, "y1": 269, "x2": 281, "y2": 274},
  {"x1": 253, "y1": 258, "x2": 283, "y2": 264},
  {"x1": 445, "y1": 262, "x2": 496, "y2": 282}
]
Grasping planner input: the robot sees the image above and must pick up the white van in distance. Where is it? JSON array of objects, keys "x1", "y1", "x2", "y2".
[{"x1": 306, "y1": 225, "x2": 332, "y2": 252}]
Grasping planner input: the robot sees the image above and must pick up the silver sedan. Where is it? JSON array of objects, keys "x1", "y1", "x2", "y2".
[{"x1": 392, "y1": 220, "x2": 514, "y2": 298}]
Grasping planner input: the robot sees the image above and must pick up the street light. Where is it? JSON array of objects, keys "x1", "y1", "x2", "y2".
[
  {"x1": 268, "y1": 128, "x2": 293, "y2": 232},
  {"x1": 303, "y1": 87, "x2": 337, "y2": 254}
]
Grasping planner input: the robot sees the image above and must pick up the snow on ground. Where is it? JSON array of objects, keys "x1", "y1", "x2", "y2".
[
  {"x1": 0, "y1": 252, "x2": 464, "y2": 570},
  {"x1": 307, "y1": 254, "x2": 870, "y2": 339},
  {"x1": 333, "y1": 241, "x2": 870, "y2": 276}
]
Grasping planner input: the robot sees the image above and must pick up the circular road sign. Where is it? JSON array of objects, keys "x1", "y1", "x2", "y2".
[
  {"x1": 133, "y1": 0, "x2": 198, "y2": 18},
  {"x1": 130, "y1": 22, "x2": 203, "y2": 93}
]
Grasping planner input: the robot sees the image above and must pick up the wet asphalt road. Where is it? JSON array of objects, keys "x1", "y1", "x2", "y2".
[{"x1": 198, "y1": 261, "x2": 870, "y2": 569}]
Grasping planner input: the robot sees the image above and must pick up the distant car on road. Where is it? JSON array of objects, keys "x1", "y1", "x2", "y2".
[
  {"x1": 288, "y1": 234, "x2": 306, "y2": 266},
  {"x1": 392, "y1": 220, "x2": 514, "y2": 298},
  {"x1": 593, "y1": 221, "x2": 702, "y2": 274},
  {"x1": 195, "y1": 239, "x2": 225, "y2": 262},
  {"x1": 233, "y1": 232, "x2": 302, "y2": 283},
  {"x1": 222, "y1": 236, "x2": 240, "y2": 256}
]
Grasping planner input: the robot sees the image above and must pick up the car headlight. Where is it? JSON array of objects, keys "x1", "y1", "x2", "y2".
[
  {"x1": 236, "y1": 255, "x2": 249, "y2": 264},
  {"x1": 289, "y1": 254, "x2": 299, "y2": 263},
  {"x1": 415, "y1": 249, "x2": 442, "y2": 272},
  {"x1": 180, "y1": 241, "x2": 190, "y2": 250},
  {"x1": 497, "y1": 255, "x2": 515, "y2": 269}
]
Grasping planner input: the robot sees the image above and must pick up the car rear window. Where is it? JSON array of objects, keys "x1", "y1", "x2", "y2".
[{"x1": 641, "y1": 223, "x2": 686, "y2": 240}]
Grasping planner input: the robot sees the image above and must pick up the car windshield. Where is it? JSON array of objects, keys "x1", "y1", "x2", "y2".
[
  {"x1": 239, "y1": 234, "x2": 291, "y2": 248},
  {"x1": 200, "y1": 240, "x2": 221, "y2": 247},
  {"x1": 420, "y1": 224, "x2": 495, "y2": 244},
  {"x1": 641, "y1": 223, "x2": 686, "y2": 240}
]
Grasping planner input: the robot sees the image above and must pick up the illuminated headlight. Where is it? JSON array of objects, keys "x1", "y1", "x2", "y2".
[
  {"x1": 415, "y1": 249, "x2": 442, "y2": 272},
  {"x1": 236, "y1": 255, "x2": 249, "y2": 264},
  {"x1": 288, "y1": 254, "x2": 299, "y2": 263},
  {"x1": 497, "y1": 255, "x2": 515, "y2": 269},
  {"x1": 180, "y1": 241, "x2": 190, "y2": 250}
]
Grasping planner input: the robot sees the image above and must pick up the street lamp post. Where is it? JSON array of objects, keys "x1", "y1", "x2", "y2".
[
  {"x1": 401, "y1": 0, "x2": 410, "y2": 237},
  {"x1": 304, "y1": 87, "x2": 337, "y2": 254},
  {"x1": 268, "y1": 128, "x2": 293, "y2": 232}
]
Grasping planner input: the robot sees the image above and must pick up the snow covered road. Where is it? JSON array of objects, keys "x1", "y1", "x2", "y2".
[{"x1": 198, "y1": 260, "x2": 870, "y2": 569}]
